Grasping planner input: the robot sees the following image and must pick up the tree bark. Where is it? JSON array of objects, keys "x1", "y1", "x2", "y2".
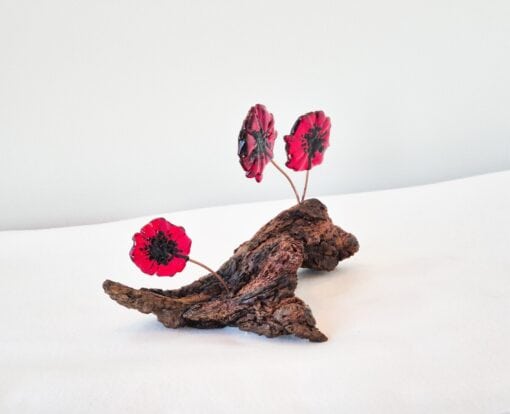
[{"x1": 103, "y1": 198, "x2": 359, "y2": 342}]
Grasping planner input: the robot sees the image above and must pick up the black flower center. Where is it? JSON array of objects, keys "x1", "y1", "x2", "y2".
[
  {"x1": 303, "y1": 125, "x2": 326, "y2": 164},
  {"x1": 250, "y1": 129, "x2": 271, "y2": 159},
  {"x1": 238, "y1": 124, "x2": 272, "y2": 162},
  {"x1": 147, "y1": 231, "x2": 178, "y2": 265}
]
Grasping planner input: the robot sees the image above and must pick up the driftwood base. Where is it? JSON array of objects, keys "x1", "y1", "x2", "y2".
[{"x1": 103, "y1": 199, "x2": 359, "y2": 342}]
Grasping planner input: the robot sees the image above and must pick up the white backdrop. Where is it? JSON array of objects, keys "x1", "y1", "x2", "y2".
[{"x1": 1, "y1": 0, "x2": 509, "y2": 230}]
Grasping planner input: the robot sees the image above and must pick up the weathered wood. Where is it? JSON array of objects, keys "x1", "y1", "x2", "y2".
[{"x1": 103, "y1": 199, "x2": 359, "y2": 342}]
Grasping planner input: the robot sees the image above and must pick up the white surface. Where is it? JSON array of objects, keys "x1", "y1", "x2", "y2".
[
  {"x1": 1, "y1": 0, "x2": 510, "y2": 230},
  {"x1": 1, "y1": 171, "x2": 510, "y2": 413}
]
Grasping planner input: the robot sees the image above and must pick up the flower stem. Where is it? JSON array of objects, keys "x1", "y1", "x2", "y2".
[
  {"x1": 301, "y1": 169, "x2": 310, "y2": 202},
  {"x1": 270, "y1": 159, "x2": 301, "y2": 204},
  {"x1": 187, "y1": 258, "x2": 231, "y2": 296}
]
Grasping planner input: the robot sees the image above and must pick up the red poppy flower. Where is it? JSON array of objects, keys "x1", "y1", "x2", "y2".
[
  {"x1": 238, "y1": 104, "x2": 277, "y2": 182},
  {"x1": 284, "y1": 111, "x2": 331, "y2": 171},
  {"x1": 130, "y1": 218, "x2": 192, "y2": 276}
]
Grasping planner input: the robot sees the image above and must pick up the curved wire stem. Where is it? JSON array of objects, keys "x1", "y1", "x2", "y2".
[
  {"x1": 301, "y1": 169, "x2": 310, "y2": 202},
  {"x1": 188, "y1": 258, "x2": 231, "y2": 296},
  {"x1": 270, "y1": 159, "x2": 301, "y2": 204}
]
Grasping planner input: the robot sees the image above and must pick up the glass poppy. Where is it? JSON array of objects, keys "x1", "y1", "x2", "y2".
[
  {"x1": 284, "y1": 111, "x2": 331, "y2": 171},
  {"x1": 130, "y1": 218, "x2": 191, "y2": 277},
  {"x1": 238, "y1": 104, "x2": 277, "y2": 182}
]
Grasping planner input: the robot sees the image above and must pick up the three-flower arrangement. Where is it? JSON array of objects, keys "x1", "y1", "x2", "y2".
[{"x1": 130, "y1": 104, "x2": 331, "y2": 294}]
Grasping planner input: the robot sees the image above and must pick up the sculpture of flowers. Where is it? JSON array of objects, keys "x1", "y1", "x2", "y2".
[
  {"x1": 238, "y1": 104, "x2": 331, "y2": 203},
  {"x1": 129, "y1": 103, "x2": 332, "y2": 296}
]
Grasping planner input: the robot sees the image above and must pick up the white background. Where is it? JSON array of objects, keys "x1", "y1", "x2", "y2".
[
  {"x1": 2, "y1": 172, "x2": 510, "y2": 413},
  {"x1": 1, "y1": 0, "x2": 509, "y2": 230}
]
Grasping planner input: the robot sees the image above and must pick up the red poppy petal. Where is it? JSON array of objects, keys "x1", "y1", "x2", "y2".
[
  {"x1": 143, "y1": 262, "x2": 158, "y2": 275},
  {"x1": 136, "y1": 255, "x2": 158, "y2": 275},
  {"x1": 299, "y1": 114, "x2": 315, "y2": 132},
  {"x1": 131, "y1": 241, "x2": 148, "y2": 258},
  {"x1": 165, "y1": 223, "x2": 184, "y2": 238},
  {"x1": 321, "y1": 117, "x2": 331, "y2": 134},
  {"x1": 286, "y1": 151, "x2": 309, "y2": 171},
  {"x1": 156, "y1": 257, "x2": 187, "y2": 276},
  {"x1": 255, "y1": 104, "x2": 270, "y2": 131},
  {"x1": 139, "y1": 222, "x2": 156, "y2": 238},
  {"x1": 314, "y1": 111, "x2": 326, "y2": 125},
  {"x1": 285, "y1": 134, "x2": 309, "y2": 171},
  {"x1": 245, "y1": 167, "x2": 259, "y2": 180},
  {"x1": 247, "y1": 111, "x2": 260, "y2": 132},
  {"x1": 130, "y1": 233, "x2": 152, "y2": 269},
  {"x1": 175, "y1": 234, "x2": 192, "y2": 255},
  {"x1": 240, "y1": 160, "x2": 251, "y2": 176},
  {"x1": 151, "y1": 217, "x2": 171, "y2": 232},
  {"x1": 169, "y1": 227, "x2": 192, "y2": 255},
  {"x1": 132, "y1": 232, "x2": 149, "y2": 247},
  {"x1": 130, "y1": 243, "x2": 144, "y2": 259}
]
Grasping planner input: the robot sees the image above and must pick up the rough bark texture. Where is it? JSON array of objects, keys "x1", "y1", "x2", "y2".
[{"x1": 103, "y1": 199, "x2": 359, "y2": 342}]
